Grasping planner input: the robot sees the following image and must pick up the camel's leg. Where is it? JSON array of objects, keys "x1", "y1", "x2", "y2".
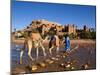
[
  {"x1": 19, "y1": 40, "x2": 27, "y2": 64},
  {"x1": 40, "y1": 42, "x2": 46, "y2": 56},
  {"x1": 36, "y1": 47, "x2": 39, "y2": 59},
  {"x1": 56, "y1": 46, "x2": 59, "y2": 54},
  {"x1": 49, "y1": 46, "x2": 54, "y2": 56},
  {"x1": 20, "y1": 50, "x2": 24, "y2": 64},
  {"x1": 28, "y1": 40, "x2": 34, "y2": 61}
]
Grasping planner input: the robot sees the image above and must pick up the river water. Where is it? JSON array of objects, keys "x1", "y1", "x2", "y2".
[{"x1": 11, "y1": 42, "x2": 96, "y2": 74}]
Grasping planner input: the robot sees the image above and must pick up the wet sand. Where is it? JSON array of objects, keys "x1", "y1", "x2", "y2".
[{"x1": 11, "y1": 39, "x2": 96, "y2": 75}]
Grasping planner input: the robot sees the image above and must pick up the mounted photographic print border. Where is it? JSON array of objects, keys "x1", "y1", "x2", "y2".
[{"x1": 11, "y1": 0, "x2": 96, "y2": 75}]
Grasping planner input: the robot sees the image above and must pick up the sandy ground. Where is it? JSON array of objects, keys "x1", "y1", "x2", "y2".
[{"x1": 11, "y1": 39, "x2": 96, "y2": 75}]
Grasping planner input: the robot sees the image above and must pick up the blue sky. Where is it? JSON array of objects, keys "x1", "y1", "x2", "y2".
[{"x1": 12, "y1": 1, "x2": 96, "y2": 31}]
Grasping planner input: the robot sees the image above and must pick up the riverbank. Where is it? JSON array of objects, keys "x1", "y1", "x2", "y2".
[{"x1": 12, "y1": 38, "x2": 96, "y2": 44}]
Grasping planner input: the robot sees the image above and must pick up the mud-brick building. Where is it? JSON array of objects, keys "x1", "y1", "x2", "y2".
[
  {"x1": 64, "y1": 24, "x2": 76, "y2": 35},
  {"x1": 83, "y1": 25, "x2": 89, "y2": 31},
  {"x1": 25, "y1": 19, "x2": 63, "y2": 35},
  {"x1": 25, "y1": 20, "x2": 77, "y2": 36},
  {"x1": 55, "y1": 25, "x2": 63, "y2": 32}
]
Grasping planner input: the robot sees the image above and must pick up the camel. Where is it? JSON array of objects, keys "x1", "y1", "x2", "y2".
[
  {"x1": 48, "y1": 35, "x2": 60, "y2": 56},
  {"x1": 20, "y1": 32, "x2": 47, "y2": 64}
]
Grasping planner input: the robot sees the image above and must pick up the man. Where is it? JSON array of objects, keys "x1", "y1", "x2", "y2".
[{"x1": 64, "y1": 34, "x2": 71, "y2": 52}]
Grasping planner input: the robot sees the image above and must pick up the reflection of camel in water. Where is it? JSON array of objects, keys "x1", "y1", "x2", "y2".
[{"x1": 20, "y1": 32, "x2": 47, "y2": 64}]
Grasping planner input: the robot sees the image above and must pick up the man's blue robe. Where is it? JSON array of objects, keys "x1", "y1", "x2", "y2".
[{"x1": 65, "y1": 37, "x2": 70, "y2": 51}]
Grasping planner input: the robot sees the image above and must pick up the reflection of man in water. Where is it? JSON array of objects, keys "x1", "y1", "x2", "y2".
[{"x1": 64, "y1": 34, "x2": 71, "y2": 52}]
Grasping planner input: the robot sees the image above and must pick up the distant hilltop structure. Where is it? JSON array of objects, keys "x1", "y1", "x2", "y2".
[
  {"x1": 13, "y1": 19, "x2": 95, "y2": 39},
  {"x1": 24, "y1": 19, "x2": 64, "y2": 35},
  {"x1": 24, "y1": 19, "x2": 77, "y2": 35}
]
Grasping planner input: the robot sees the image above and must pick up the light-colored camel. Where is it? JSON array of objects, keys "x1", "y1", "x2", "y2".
[{"x1": 20, "y1": 32, "x2": 47, "y2": 64}]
